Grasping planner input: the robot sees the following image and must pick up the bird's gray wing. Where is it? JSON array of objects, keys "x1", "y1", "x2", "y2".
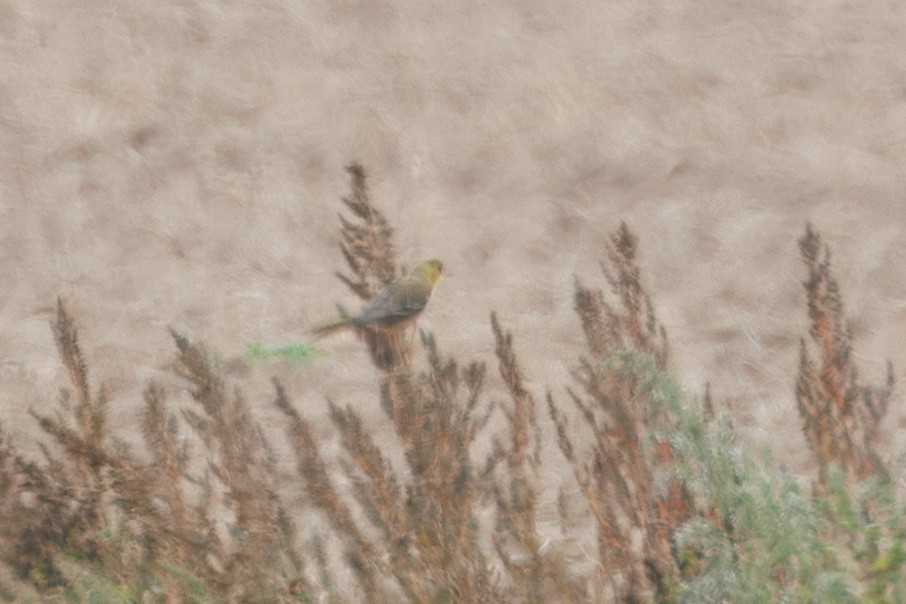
[{"x1": 354, "y1": 283, "x2": 429, "y2": 326}]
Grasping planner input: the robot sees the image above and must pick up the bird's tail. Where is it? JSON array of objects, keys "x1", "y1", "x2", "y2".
[{"x1": 310, "y1": 317, "x2": 353, "y2": 340}]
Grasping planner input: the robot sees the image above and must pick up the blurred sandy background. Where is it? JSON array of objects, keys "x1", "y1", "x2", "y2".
[{"x1": 2, "y1": 0, "x2": 906, "y2": 482}]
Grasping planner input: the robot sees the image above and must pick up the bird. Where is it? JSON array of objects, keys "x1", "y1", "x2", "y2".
[{"x1": 312, "y1": 259, "x2": 444, "y2": 338}]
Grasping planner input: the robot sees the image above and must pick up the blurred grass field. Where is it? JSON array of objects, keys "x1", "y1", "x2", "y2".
[{"x1": 2, "y1": 1, "x2": 906, "y2": 600}]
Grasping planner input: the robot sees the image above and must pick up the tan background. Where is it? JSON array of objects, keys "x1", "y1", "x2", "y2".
[{"x1": 2, "y1": 1, "x2": 905, "y2": 484}]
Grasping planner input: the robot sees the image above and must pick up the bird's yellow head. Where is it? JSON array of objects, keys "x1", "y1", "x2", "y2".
[{"x1": 416, "y1": 259, "x2": 444, "y2": 285}]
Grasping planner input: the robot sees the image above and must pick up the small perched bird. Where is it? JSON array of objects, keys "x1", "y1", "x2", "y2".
[{"x1": 312, "y1": 259, "x2": 444, "y2": 338}]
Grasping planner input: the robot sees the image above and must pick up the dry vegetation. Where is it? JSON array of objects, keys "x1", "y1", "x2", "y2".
[
  {"x1": 1, "y1": 164, "x2": 904, "y2": 603},
  {"x1": 795, "y1": 224, "x2": 894, "y2": 489}
]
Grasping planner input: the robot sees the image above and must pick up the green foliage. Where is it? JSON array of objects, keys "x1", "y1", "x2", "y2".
[
  {"x1": 671, "y1": 397, "x2": 852, "y2": 602},
  {"x1": 244, "y1": 341, "x2": 323, "y2": 364},
  {"x1": 669, "y1": 393, "x2": 906, "y2": 603}
]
